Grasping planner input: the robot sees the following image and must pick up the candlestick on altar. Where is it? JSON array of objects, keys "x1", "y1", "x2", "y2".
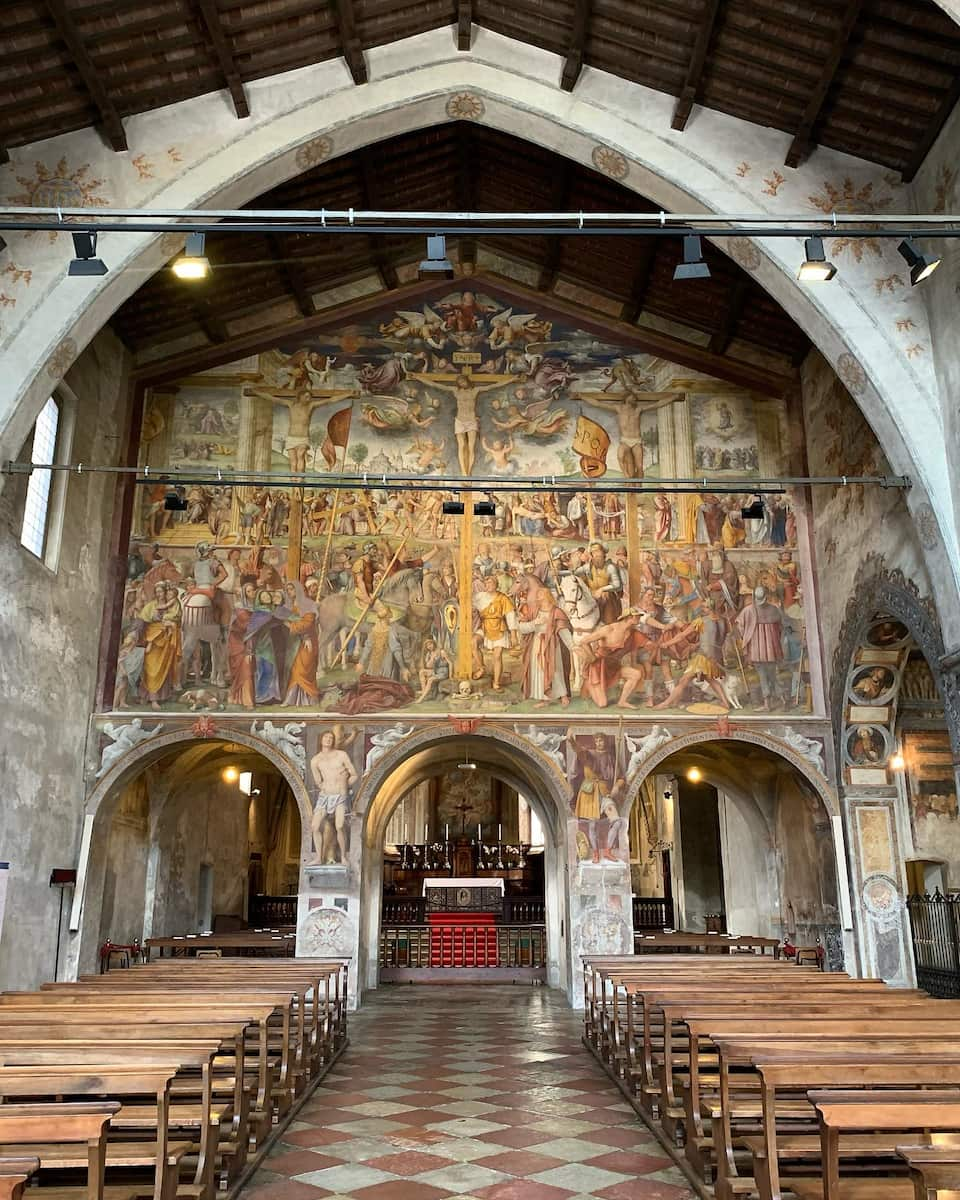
[
  {"x1": 444, "y1": 823, "x2": 449, "y2": 842},
  {"x1": 477, "y1": 823, "x2": 481, "y2": 843},
  {"x1": 497, "y1": 823, "x2": 502, "y2": 841}
]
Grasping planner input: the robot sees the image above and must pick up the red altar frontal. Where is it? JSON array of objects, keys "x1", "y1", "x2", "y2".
[{"x1": 427, "y1": 912, "x2": 498, "y2": 967}]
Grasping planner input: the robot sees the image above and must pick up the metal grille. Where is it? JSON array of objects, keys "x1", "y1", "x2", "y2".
[{"x1": 907, "y1": 891, "x2": 960, "y2": 997}]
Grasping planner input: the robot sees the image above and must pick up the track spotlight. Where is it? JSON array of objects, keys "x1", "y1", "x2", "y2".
[
  {"x1": 163, "y1": 487, "x2": 188, "y2": 511},
  {"x1": 442, "y1": 500, "x2": 465, "y2": 515},
  {"x1": 673, "y1": 234, "x2": 710, "y2": 281},
  {"x1": 418, "y1": 234, "x2": 455, "y2": 280},
  {"x1": 172, "y1": 232, "x2": 210, "y2": 280},
  {"x1": 798, "y1": 237, "x2": 836, "y2": 282},
  {"x1": 741, "y1": 496, "x2": 764, "y2": 520},
  {"x1": 898, "y1": 238, "x2": 941, "y2": 286},
  {"x1": 68, "y1": 231, "x2": 107, "y2": 277},
  {"x1": 474, "y1": 500, "x2": 496, "y2": 517}
]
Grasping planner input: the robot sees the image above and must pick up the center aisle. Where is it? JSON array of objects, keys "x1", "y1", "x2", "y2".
[{"x1": 249, "y1": 985, "x2": 694, "y2": 1200}]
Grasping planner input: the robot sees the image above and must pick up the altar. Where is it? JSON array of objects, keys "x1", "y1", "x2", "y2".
[{"x1": 424, "y1": 877, "x2": 505, "y2": 914}]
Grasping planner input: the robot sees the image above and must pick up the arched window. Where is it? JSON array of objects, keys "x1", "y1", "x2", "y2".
[{"x1": 19, "y1": 393, "x2": 73, "y2": 570}]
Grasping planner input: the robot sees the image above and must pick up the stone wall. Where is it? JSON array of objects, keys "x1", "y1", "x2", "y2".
[{"x1": 0, "y1": 328, "x2": 128, "y2": 991}]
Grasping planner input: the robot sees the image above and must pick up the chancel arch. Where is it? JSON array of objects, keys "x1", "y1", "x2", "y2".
[
  {"x1": 1, "y1": 43, "x2": 958, "y2": 640},
  {"x1": 354, "y1": 725, "x2": 576, "y2": 1001}
]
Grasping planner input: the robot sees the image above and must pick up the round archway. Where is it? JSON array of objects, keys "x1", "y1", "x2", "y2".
[
  {"x1": 354, "y1": 725, "x2": 576, "y2": 1002},
  {"x1": 625, "y1": 734, "x2": 845, "y2": 968},
  {"x1": 70, "y1": 729, "x2": 312, "y2": 978}
]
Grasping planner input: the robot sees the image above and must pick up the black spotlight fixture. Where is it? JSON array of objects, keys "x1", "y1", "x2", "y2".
[
  {"x1": 442, "y1": 499, "x2": 465, "y2": 516},
  {"x1": 68, "y1": 231, "x2": 107, "y2": 277},
  {"x1": 474, "y1": 500, "x2": 496, "y2": 518},
  {"x1": 164, "y1": 487, "x2": 188, "y2": 512},
  {"x1": 673, "y1": 234, "x2": 711, "y2": 281},
  {"x1": 898, "y1": 238, "x2": 941, "y2": 286},
  {"x1": 741, "y1": 496, "x2": 764, "y2": 520},
  {"x1": 797, "y1": 237, "x2": 837, "y2": 282},
  {"x1": 418, "y1": 234, "x2": 455, "y2": 280}
]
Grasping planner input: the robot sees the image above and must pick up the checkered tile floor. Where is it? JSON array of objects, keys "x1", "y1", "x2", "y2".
[{"x1": 248, "y1": 985, "x2": 695, "y2": 1200}]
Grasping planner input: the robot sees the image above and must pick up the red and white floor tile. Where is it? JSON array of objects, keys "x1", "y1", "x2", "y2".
[{"x1": 248, "y1": 985, "x2": 695, "y2": 1200}]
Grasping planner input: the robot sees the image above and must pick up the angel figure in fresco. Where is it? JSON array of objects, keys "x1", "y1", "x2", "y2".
[
  {"x1": 488, "y1": 308, "x2": 553, "y2": 349},
  {"x1": 409, "y1": 434, "x2": 447, "y2": 472},
  {"x1": 379, "y1": 305, "x2": 448, "y2": 349},
  {"x1": 261, "y1": 348, "x2": 337, "y2": 391},
  {"x1": 491, "y1": 392, "x2": 570, "y2": 438},
  {"x1": 436, "y1": 290, "x2": 500, "y2": 333},
  {"x1": 481, "y1": 434, "x2": 515, "y2": 470},
  {"x1": 361, "y1": 395, "x2": 434, "y2": 432}
]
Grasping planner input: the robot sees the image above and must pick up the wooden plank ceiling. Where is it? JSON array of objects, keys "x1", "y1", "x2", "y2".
[
  {"x1": 110, "y1": 123, "x2": 810, "y2": 370},
  {"x1": 2, "y1": 0, "x2": 959, "y2": 178}
]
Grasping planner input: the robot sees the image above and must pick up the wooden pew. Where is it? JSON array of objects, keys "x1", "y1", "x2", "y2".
[
  {"x1": 790, "y1": 1091, "x2": 960, "y2": 1200},
  {"x1": 0, "y1": 1158, "x2": 37, "y2": 1200},
  {"x1": 0, "y1": 1046, "x2": 228, "y2": 1200},
  {"x1": 0, "y1": 1103, "x2": 119, "y2": 1200},
  {"x1": 897, "y1": 1143, "x2": 960, "y2": 1200},
  {"x1": 0, "y1": 1066, "x2": 192, "y2": 1200}
]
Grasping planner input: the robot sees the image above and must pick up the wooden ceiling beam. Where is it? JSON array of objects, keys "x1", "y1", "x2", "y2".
[
  {"x1": 620, "y1": 241, "x2": 657, "y2": 323},
  {"x1": 330, "y1": 0, "x2": 367, "y2": 84},
  {"x1": 784, "y1": 0, "x2": 863, "y2": 168},
  {"x1": 458, "y1": 0, "x2": 473, "y2": 50},
  {"x1": 358, "y1": 149, "x2": 399, "y2": 289},
  {"x1": 561, "y1": 0, "x2": 592, "y2": 91},
  {"x1": 900, "y1": 68, "x2": 960, "y2": 182},
  {"x1": 193, "y1": 1, "x2": 250, "y2": 117},
  {"x1": 709, "y1": 276, "x2": 748, "y2": 355},
  {"x1": 456, "y1": 130, "x2": 476, "y2": 268},
  {"x1": 538, "y1": 162, "x2": 573, "y2": 291},
  {"x1": 265, "y1": 234, "x2": 317, "y2": 318},
  {"x1": 672, "y1": 0, "x2": 721, "y2": 131},
  {"x1": 41, "y1": 0, "x2": 127, "y2": 151}
]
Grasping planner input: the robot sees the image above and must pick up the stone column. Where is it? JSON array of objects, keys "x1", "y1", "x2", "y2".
[{"x1": 842, "y1": 792, "x2": 915, "y2": 985}]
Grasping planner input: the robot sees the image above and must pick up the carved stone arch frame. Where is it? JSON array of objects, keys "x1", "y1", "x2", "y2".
[
  {"x1": 621, "y1": 729, "x2": 839, "y2": 821},
  {"x1": 68, "y1": 726, "x2": 313, "y2": 979},
  {"x1": 353, "y1": 721, "x2": 577, "y2": 1001},
  {"x1": 830, "y1": 556, "x2": 960, "y2": 781}
]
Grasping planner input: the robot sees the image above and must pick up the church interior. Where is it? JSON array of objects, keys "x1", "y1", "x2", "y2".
[{"x1": 3, "y1": 1, "x2": 960, "y2": 1197}]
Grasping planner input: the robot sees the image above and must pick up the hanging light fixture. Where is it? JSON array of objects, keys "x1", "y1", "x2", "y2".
[
  {"x1": 172, "y1": 232, "x2": 211, "y2": 280},
  {"x1": 68, "y1": 231, "x2": 107, "y2": 277},
  {"x1": 898, "y1": 238, "x2": 941, "y2": 286},
  {"x1": 673, "y1": 234, "x2": 710, "y2": 281},
  {"x1": 686, "y1": 766, "x2": 702, "y2": 782},
  {"x1": 418, "y1": 233, "x2": 455, "y2": 280},
  {"x1": 797, "y1": 236, "x2": 836, "y2": 282}
]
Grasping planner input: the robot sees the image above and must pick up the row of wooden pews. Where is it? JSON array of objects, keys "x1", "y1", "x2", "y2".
[
  {"x1": 583, "y1": 953, "x2": 960, "y2": 1200},
  {"x1": 0, "y1": 957, "x2": 348, "y2": 1200}
]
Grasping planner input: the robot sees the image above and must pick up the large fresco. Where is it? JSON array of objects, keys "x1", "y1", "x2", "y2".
[{"x1": 116, "y1": 286, "x2": 813, "y2": 717}]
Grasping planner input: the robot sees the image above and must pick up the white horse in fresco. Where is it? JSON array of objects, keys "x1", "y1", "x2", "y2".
[{"x1": 557, "y1": 573, "x2": 602, "y2": 693}]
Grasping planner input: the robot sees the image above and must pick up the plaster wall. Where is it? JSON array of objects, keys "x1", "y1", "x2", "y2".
[
  {"x1": 802, "y1": 349, "x2": 933, "y2": 669},
  {"x1": 718, "y1": 790, "x2": 778, "y2": 940},
  {"x1": 97, "y1": 779, "x2": 150, "y2": 947},
  {"x1": 151, "y1": 782, "x2": 249, "y2": 934},
  {"x1": 0, "y1": 328, "x2": 128, "y2": 989}
]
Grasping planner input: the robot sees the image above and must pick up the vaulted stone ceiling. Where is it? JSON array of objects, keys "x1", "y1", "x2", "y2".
[{"x1": 3, "y1": 0, "x2": 959, "y2": 178}]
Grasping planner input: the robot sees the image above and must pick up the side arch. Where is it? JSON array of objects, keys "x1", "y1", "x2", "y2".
[
  {"x1": 68, "y1": 726, "x2": 313, "y2": 977},
  {"x1": 622, "y1": 728, "x2": 839, "y2": 819}
]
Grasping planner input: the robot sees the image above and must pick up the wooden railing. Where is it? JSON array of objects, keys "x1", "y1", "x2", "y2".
[
  {"x1": 382, "y1": 897, "x2": 427, "y2": 924},
  {"x1": 907, "y1": 891, "x2": 960, "y2": 997},
  {"x1": 632, "y1": 895, "x2": 674, "y2": 930},
  {"x1": 248, "y1": 894, "x2": 297, "y2": 926},
  {"x1": 382, "y1": 895, "x2": 545, "y2": 924},
  {"x1": 378, "y1": 924, "x2": 547, "y2": 969}
]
